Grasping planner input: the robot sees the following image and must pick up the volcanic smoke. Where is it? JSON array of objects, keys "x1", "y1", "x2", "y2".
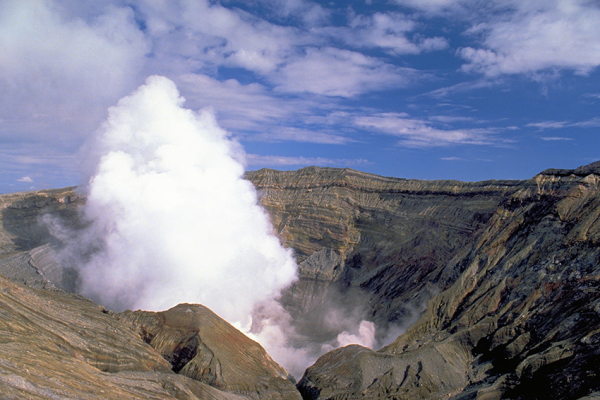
[
  {"x1": 73, "y1": 76, "x2": 297, "y2": 326},
  {"x1": 49, "y1": 75, "x2": 380, "y2": 377}
]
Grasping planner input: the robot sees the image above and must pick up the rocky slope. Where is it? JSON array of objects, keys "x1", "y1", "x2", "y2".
[
  {"x1": 0, "y1": 187, "x2": 83, "y2": 292},
  {"x1": 247, "y1": 167, "x2": 522, "y2": 343},
  {"x1": 296, "y1": 163, "x2": 600, "y2": 399},
  {"x1": 0, "y1": 189, "x2": 300, "y2": 398},
  {"x1": 118, "y1": 305, "x2": 300, "y2": 400},
  {"x1": 0, "y1": 273, "x2": 248, "y2": 399},
  {"x1": 0, "y1": 272, "x2": 299, "y2": 399},
  {"x1": 1, "y1": 162, "x2": 600, "y2": 399}
]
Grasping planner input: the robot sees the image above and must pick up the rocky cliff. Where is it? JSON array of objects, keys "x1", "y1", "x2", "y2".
[
  {"x1": 0, "y1": 187, "x2": 300, "y2": 399},
  {"x1": 0, "y1": 273, "x2": 249, "y2": 399},
  {"x1": 247, "y1": 167, "x2": 522, "y2": 345},
  {"x1": 296, "y1": 162, "x2": 600, "y2": 399},
  {"x1": 0, "y1": 163, "x2": 599, "y2": 399}
]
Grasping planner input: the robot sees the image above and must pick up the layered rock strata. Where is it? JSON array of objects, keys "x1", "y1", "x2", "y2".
[
  {"x1": 296, "y1": 163, "x2": 600, "y2": 399},
  {"x1": 0, "y1": 273, "x2": 247, "y2": 399},
  {"x1": 0, "y1": 187, "x2": 83, "y2": 291},
  {"x1": 1, "y1": 163, "x2": 600, "y2": 399},
  {"x1": 247, "y1": 167, "x2": 522, "y2": 339},
  {"x1": 119, "y1": 304, "x2": 301, "y2": 400}
]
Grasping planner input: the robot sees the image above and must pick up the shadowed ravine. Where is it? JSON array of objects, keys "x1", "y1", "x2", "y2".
[{"x1": 1, "y1": 163, "x2": 600, "y2": 399}]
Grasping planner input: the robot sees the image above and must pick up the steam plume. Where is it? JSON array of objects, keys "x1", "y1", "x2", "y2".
[
  {"x1": 48, "y1": 75, "x2": 398, "y2": 378},
  {"x1": 73, "y1": 75, "x2": 297, "y2": 329}
]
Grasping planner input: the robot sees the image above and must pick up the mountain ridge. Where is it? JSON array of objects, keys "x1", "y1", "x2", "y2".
[{"x1": 0, "y1": 162, "x2": 599, "y2": 399}]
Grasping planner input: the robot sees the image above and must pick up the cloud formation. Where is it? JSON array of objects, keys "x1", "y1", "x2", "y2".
[
  {"x1": 0, "y1": 1, "x2": 148, "y2": 137},
  {"x1": 271, "y1": 47, "x2": 418, "y2": 97},
  {"x1": 354, "y1": 113, "x2": 496, "y2": 147},
  {"x1": 395, "y1": 0, "x2": 600, "y2": 77},
  {"x1": 246, "y1": 154, "x2": 369, "y2": 167},
  {"x1": 462, "y1": 1, "x2": 600, "y2": 76},
  {"x1": 321, "y1": 11, "x2": 448, "y2": 55},
  {"x1": 0, "y1": 0, "x2": 598, "y2": 190},
  {"x1": 527, "y1": 117, "x2": 600, "y2": 130},
  {"x1": 66, "y1": 76, "x2": 297, "y2": 329}
]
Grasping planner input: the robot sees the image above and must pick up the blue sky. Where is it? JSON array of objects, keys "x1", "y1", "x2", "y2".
[{"x1": 1, "y1": 0, "x2": 599, "y2": 193}]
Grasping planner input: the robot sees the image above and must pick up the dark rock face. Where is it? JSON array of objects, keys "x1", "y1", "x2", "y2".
[
  {"x1": 0, "y1": 187, "x2": 84, "y2": 292},
  {"x1": 1, "y1": 163, "x2": 600, "y2": 399},
  {"x1": 0, "y1": 273, "x2": 247, "y2": 399},
  {"x1": 247, "y1": 167, "x2": 521, "y2": 341},
  {"x1": 295, "y1": 168, "x2": 600, "y2": 399},
  {"x1": 119, "y1": 304, "x2": 301, "y2": 400}
]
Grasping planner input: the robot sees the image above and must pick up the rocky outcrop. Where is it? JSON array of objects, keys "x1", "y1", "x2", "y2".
[
  {"x1": 0, "y1": 266, "x2": 298, "y2": 399},
  {"x1": 0, "y1": 187, "x2": 83, "y2": 253},
  {"x1": 247, "y1": 167, "x2": 521, "y2": 340},
  {"x1": 0, "y1": 188, "x2": 299, "y2": 399},
  {"x1": 0, "y1": 273, "x2": 248, "y2": 399},
  {"x1": 0, "y1": 187, "x2": 84, "y2": 292},
  {"x1": 2, "y1": 163, "x2": 600, "y2": 399},
  {"x1": 296, "y1": 163, "x2": 600, "y2": 399},
  {"x1": 119, "y1": 304, "x2": 301, "y2": 400}
]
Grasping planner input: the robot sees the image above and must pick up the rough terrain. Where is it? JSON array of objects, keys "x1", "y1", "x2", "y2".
[
  {"x1": 247, "y1": 167, "x2": 522, "y2": 342},
  {"x1": 0, "y1": 188, "x2": 299, "y2": 399},
  {"x1": 1, "y1": 163, "x2": 600, "y2": 399},
  {"x1": 296, "y1": 163, "x2": 600, "y2": 399}
]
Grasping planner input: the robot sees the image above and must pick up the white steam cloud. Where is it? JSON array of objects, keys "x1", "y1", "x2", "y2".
[
  {"x1": 335, "y1": 320, "x2": 376, "y2": 349},
  {"x1": 47, "y1": 75, "x2": 398, "y2": 378},
  {"x1": 74, "y1": 75, "x2": 297, "y2": 329}
]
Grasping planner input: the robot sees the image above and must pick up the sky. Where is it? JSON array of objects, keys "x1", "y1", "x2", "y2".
[{"x1": 1, "y1": 0, "x2": 599, "y2": 193}]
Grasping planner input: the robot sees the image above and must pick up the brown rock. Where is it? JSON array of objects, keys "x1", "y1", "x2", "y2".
[
  {"x1": 248, "y1": 167, "x2": 520, "y2": 338},
  {"x1": 3, "y1": 163, "x2": 600, "y2": 399},
  {"x1": 119, "y1": 304, "x2": 301, "y2": 400},
  {"x1": 0, "y1": 274, "x2": 247, "y2": 399},
  {"x1": 297, "y1": 163, "x2": 600, "y2": 399}
]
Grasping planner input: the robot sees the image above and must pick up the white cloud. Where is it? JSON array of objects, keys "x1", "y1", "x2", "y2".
[
  {"x1": 396, "y1": 0, "x2": 600, "y2": 77},
  {"x1": 257, "y1": 0, "x2": 330, "y2": 26},
  {"x1": 458, "y1": 0, "x2": 600, "y2": 76},
  {"x1": 0, "y1": 144, "x2": 79, "y2": 193},
  {"x1": 272, "y1": 47, "x2": 418, "y2": 96},
  {"x1": 424, "y1": 79, "x2": 501, "y2": 98},
  {"x1": 180, "y1": 0, "x2": 300, "y2": 74},
  {"x1": 0, "y1": 1, "x2": 149, "y2": 140},
  {"x1": 526, "y1": 121, "x2": 570, "y2": 130},
  {"x1": 320, "y1": 12, "x2": 448, "y2": 55},
  {"x1": 527, "y1": 118, "x2": 600, "y2": 130},
  {"x1": 541, "y1": 137, "x2": 573, "y2": 141},
  {"x1": 428, "y1": 115, "x2": 475, "y2": 123},
  {"x1": 0, "y1": 0, "x2": 437, "y2": 152},
  {"x1": 393, "y1": 0, "x2": 469, "y2": 15},
  {"x1": 251, "y1": 127, "x2": 355, "y2": 144},
  {"x1": 178, "y1": 74, "x2": 354, "y2": 145},
  {"x1": 354, "y1": 112, "x2": 496, "y2": 147},
  {"x1": 178, "y1": 74, "x2": 299, "y2": 131},
  {"x1": 573, "y1": 117, "x2": 600, "y2": 128},
  {"x1": 98, "y1": 0, "x2": 307, "y2": 79},
  {"x1": 132, "y1": 1, "x2": 429, "y2": 98},
  {"x1": 0, "y1": 144, "x2": 77, "y2": 174},
  {"x1": 17, "y1": 176, "x2": 33, "y2": 183},
  {"x1": 246, "y1": 154, "x2": 370, "y2": 167}
]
